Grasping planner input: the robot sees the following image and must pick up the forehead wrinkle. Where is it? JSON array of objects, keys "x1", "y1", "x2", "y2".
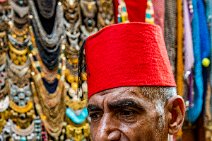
[
  {"x1": 90, "y1": 87, "x2": 150, "y2": 110},
  {"x1": 98, "y1": 87, "x2": 140, "y2": 97}
]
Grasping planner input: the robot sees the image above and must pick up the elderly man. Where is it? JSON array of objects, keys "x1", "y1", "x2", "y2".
[{"x1": 80, "y1": 22, "x2": 185, "y2": 141}]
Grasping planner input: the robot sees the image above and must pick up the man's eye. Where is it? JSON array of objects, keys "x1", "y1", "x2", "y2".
[
  {"x1": 120, "y1": 110, "x2": 136, "y2": 117},
  {"x1": 89, "y1": 112, "x2": 102, "y2": 121},
  {"x1": 117, "y1": 110, "x2": 138, "y2": 121}
]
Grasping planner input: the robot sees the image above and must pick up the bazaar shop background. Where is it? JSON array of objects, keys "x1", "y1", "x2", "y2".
[{"x1": 0, "y1": 0, "x2": 211, "y2": 141}]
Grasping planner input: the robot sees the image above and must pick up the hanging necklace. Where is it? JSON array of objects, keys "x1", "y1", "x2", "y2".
[
  {"x1": 8, "y1": 34, "x2": 30, "y2": 49},
  {"x1": 29, "y1": 0, "x2": 64, "y2": 48},
  {"x1": 9, "y1": 79, "x2": 32, "y2": 107},
  {"x1": 9, "y1": 0, "x2": 29, "y2": 18},
  {"x1": 30, "y1": 26, "x2": 66, "y2": 139},
  {"x1": 30, "y1": 0, "x2": 63, "y2": 70},
  {"x1": 7, "y1": 54, "x2": 30, "y2": 78}
]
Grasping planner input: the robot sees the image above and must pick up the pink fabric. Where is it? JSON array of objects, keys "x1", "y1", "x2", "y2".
[
  {"x1": 152, "y1": 0, "x2": 165, "y2": 33},
  {"x1": 183, "y1": 0, "x2": 194, "y2": 72},
  {"x1": 0, "y1": 0, "x2": 7, "y2": 3}
]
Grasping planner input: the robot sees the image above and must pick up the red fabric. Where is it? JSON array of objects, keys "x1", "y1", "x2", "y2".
[
  {"x1": 113, "y1": 0, "x2": 147, "y2": 23},
  {"x1": 85, "y1": 23, "x2": 176, "y2": 98}
]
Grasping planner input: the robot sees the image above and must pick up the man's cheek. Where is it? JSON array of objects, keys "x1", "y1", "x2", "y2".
[
  {"x1": 120, "y1": 121, "x2": 153, "y2": 141},
  {"x1": 90, "y1": 123, "x2": 98, "y2": 140}
]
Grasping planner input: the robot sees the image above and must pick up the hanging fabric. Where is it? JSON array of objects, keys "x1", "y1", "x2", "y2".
[
  {"x1": 176, "y1": 0, "x2": 184, "y2": 97},
  {"x1": 186, "y1": 0, "x2": 204, "y2": 123},
  {"x1": 152, "y1": 0, "x2": 164, "y2": 32},
  {"x1": 183, "y1": 0, "x2": 194, "y2": 109},
  {"x1": 164, "y1": 0, "x2": 177, "y2": 75}
]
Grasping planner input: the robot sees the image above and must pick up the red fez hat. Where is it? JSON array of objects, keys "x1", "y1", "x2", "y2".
[{"x1": 85, "y1": 22, "x2": 176, "y2": 99}]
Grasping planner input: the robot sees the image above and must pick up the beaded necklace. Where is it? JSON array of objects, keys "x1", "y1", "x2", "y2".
[
  {"x1": 9, "y1": 0, "x2": 29, "y2": 18},
  {"x1": 29, "y1": 0, "x2": 64, "y2": 70},
  {"x1": 29, "y1": 0, "x2": 64, "y2": 48},
  {"x1": 29, "y1": 26, "x2": 66, "y2": 139}
]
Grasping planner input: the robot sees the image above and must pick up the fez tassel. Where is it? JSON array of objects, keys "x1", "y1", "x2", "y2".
[{"x1": 85, "y1": 22, "x2": 176, "y2": 98}]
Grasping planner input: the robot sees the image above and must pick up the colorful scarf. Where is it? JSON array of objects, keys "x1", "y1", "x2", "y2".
[{"x1": 186, "y1": 0, "x2": 204, "y2": 123}]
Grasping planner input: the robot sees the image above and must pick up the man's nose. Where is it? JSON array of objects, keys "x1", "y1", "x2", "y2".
[{"x1": 96, "y1": 114, "x2": 121, "y2": 141}]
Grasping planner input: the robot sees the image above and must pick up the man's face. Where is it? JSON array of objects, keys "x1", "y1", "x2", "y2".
[{"x1": 88, "y1": 87, "x2": 169, "y2": 141}]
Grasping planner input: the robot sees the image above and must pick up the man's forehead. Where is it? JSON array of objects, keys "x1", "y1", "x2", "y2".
[
  {"x1": 91, "y1": 87, "x2": 141, "y2": 99},
  {"x1": 88, "y1": 87, "x2": 152, "y2": 106}
]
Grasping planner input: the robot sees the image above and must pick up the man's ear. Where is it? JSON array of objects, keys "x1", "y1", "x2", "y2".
[{"x1": 166, "y1": 95, "x2": 185, "y2": 135}]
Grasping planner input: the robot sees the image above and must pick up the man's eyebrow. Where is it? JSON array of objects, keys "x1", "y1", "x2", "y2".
[
  {"x1": 87, "y1": 104, "x2": 102, "y2": 112},
  {"x1": 108, "y1": 99, "x2": 144, "y2": 111}
]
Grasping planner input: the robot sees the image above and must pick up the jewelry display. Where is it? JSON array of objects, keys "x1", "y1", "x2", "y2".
[
  {"x1": 5, "y1": 1, "x2": 39, "y2": 141},
  {"x1": 97, "y1": 0, "x2": 114, "y2": 29},
  {"x1": 0, "y1": 31, "x2": 8, "y2": 52},
  {"x1": 10, "y1": 0, "x2": 28, "y2": 25},
  {"x1": 0, "y1": 63, "x2": 7, "y2": 91},
  {"x1": 0, "y1": 2, "x2": 9, "y2": 135},
  {"x1": 35, "y1": 0, "x2": 57, "y2": 19},
  {"x1": 0, "y1": 112, "x2": 7, "y2": 133},
  {"x1": 9, "y1": 79, "x2": 32, "y2": 107},
  {"x1": 80, "y1": 0, "x2": 98, "y2": 41},
  {"x1": 9, "y1": 0, "x2": 29, "y2": 18},
  {"x1": 29, "y1": 0, "x2": 63, "y2": 48},
  {"x1": 0, "y1": 96, "x2": 9, "y2": 112},
  {"x1": 66, "y1": 121, "x2": 90, "y2": 141},
  {"x1": 0, "y1": 2, "x2": 9, "y2": 105},
  {"x1": 0, "y1": 0, "x2": 116, "y2": 139},
  {"x1": 0, "y1": 118, "x2": 42, "y2": 141},
  {"x1": 0, "y1": 111, "x2": 9, "y2": 136},
  {"x1": 30, "y1": 22, "x2": 66, "y2": 139},
  {"x1": 29, "y1": 0, "x2": 64, "y2": 70}
]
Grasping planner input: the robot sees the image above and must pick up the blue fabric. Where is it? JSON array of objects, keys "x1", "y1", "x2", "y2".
[
  {"x1": 206, "y1": 0, "x2": 212, "y2": 115},
  {"x1": 198, "y1": 0, "x2": 211, "y2": 122},
  {"x1": 198, "y1": 0, "x2": 211, "y2": 60},
  {"x1": 186, "y1": 0, "x2": 204, "y2": 123},
  {"x1": 66, "y1": 107, "x2": 88, "y2": 124}
]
